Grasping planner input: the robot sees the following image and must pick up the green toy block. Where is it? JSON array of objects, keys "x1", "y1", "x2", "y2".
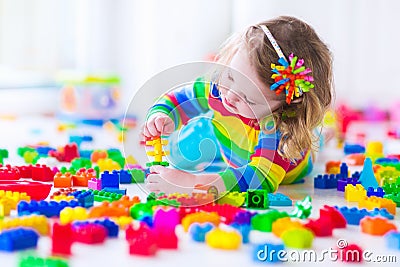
[
  {"x1": 281, "y1": 228, "x2": 314, "y2": 249},
  {"x1": 0, "y1": 149, "x2": 9, "y2": 164},
  {"x1": 19, "y1": 255, "x2": 69, "y2": 267},
  {"x1": 146, "y1": 161, "x2": 169, "y2": 167},
  {"x1": 17, "y1": 147, "x2": 35, "y2": 157},
  {"x1": 89, "y1": 189, "x2": 123, "y2": 202},
  {"x1": 94, "y1": 166, "x2": 100, "y2": 178},
  {"x1": 246, "y1": 189, "x2": 269, "y2": 209},
  {"x1": 131, "y1": 169, "x2": 145, "y2": 183},
  {"x1": 384, "y1": 193, "x2": 400, "y2": 207},
  {"x1": 23, "y1": 151, "x2": 39, "y2": 164},
  {"x1": 290, "y1": 195, "x2": 312, "y2": 219},
  {"x1": 251, "y1": 209, "x2": 289, "y2": 232},
  {"x1": 130, "y1": 202, "x2": 154, "y2": 220},
  {"x1": 71, "y1": 158, "x2": 92, "y2": 169},
  {"x1": 217, "y1": 191, "x2": 246, "y2": 207}
]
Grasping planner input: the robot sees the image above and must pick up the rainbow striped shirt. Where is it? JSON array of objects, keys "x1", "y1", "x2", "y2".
[{"x1": 147, "y1": 78, "x2": 313, "y2": 192}]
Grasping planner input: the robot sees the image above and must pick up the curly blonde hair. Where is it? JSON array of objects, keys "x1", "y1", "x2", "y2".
[{"x1": 216, "y1": 16, "x2": 334, "y2": 162}]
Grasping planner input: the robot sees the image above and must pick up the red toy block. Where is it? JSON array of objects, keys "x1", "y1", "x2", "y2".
[
  {"x1": 126, "y1": 223, "x2": 158, "y2": 256},
  {"x1": 304, "y1": 217, "x2": 333, "y2": 237},
  {"x1": 53, "y1": 172, "x2": 73, "y2": 188},
  {"x1": 155, "y1": 230, "x2": 178, "y2": 249},
  {"x1": 32, "y1": 164, "x2": 55, "y2": 182},
  {"x1": 16, "y1": 165, "x2": 32, "y2": 178},
  {"x1": 0, "y1": 165, "x2": 20, "y2": 180},
  {"x1": 360, "y1": 217, "x2": 397, "y2": 236},
  {"x1": 337, "y1": 243, "x2": 363, "y2": 262},
  {"x1": 64, "y1": 143, "x2": 80, "y2": 162},
  {"x1": 51, "y1": 188, "x2": 77, "y2": 199},
  {"x1": 200, "y1": 204, "x2": 243, "y2": 225},
  {"x1": 52, "y1": 222, "x2": 73, "y2": 256},
  {"x1": 73, "y1": 223, "x2": 107, "y2": 244},
  {"x1": 125, "y1": 222, "x2": 153, "y2": 241},
  {"x1": 320, "y1": 205, "x2": 347, "y2": 228}
]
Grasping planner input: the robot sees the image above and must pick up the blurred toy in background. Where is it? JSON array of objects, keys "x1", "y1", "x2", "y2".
[{"x1": 58, "y1": 74, "x2": 121, "y2": 125}]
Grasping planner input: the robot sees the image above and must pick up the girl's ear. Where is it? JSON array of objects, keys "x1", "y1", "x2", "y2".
[{"x1": 290, "y1": 97, "x2": 303, "y2": 104}]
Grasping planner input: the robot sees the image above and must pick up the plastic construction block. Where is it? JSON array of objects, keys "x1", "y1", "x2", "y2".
[
  {"x1": 340, "y1": 162, "x2": 349, "y2": 178},
  {"x1": 88, "y1": 178, "x2": 102, "y2": 190},
  {"x1": 0, "y1": 198, "x2": 13, "y2": 217},
  {"x1": 0, "y1": 180, "x2": 52, "y2": 201},
  {"x1": 319, "y1": 205, "x2": 347, "y2": 228},
  {"x1": 49, "y1": 143, "x2": 79, "y2": 163},
  {"x1": 281, "y1": 228, "x2": 314, "y2": 249},
  {"x1": 116, "y1": 170, "x2": 133, "y2": 184},
  {"x1": 101, "y1": 170, "x2": 120, "y2": 189},
  {"x1": 359, "y1": 158, "x2": 379, "y2": 189},
  {"x1": 189, "y1": 222, "x2": 214, "y2": 242},
  {"x1": 52, "y1": 222, "x2": 73, "y2": 256},
  {"x1": 230, "y1": 223, "x2": 251, "y2": 244},
  {"x1": 0, "y1": 190, "x2": 31, "y2": 208},
  {"x1": 89, "y1": 201, "x2": 129, "y2": 218},
  {"x1": 246, "y1": 189, "x2": 269, "y2": 209},
  {"x1": 358, "y1": 196, "x2": 396, "y2": 215},
  {"x1": 89, "y1": 189, "x2": 123, "y2": 202},
  {"x1": 383, "y1": 183, "x2": 400, "y2": 195},
  {"x1": 232, "y1": 210, "x2": 256, "y2": 225},
  {"x1": 344, "y1": 184, "x2": 366, "y2": 202},
  {"x1": 360, "y1": 217, "x2": 397, "y2": 236},
  {"x1": 72, "y1": 222, "x2": 107, "y2": 244},
  {"x1": 337, "y1": 177, "x2": 360, "y2": 192},
  {"x1": 103, "y1": 187, "x2": 127, "y2": 195},
  {"x1": 19, "y1": 255, "x2": 69, "y2": 267},
  {"x1": 69, "y1": 135, "x2": 93, "y2": 147},
  {"x1": 0, "y1": 165, "x2": 21, "y2": 180},
  {"x1": 314, "y1": 174, "x2": 339, "y2": 189},
  {"x1": 217, "y1": 191, "x2": 246, "y2": 207},
  {"x1": 130, "y1": 168, "x2": 145, "y2": 183},
  {"x1": 17, "y1": 200, "x2": 80, "y2": 218},
  {"x1": 153, "y1": 208, "x2": 179, "y2": 233},
  {"x1": 290, "y1": 195, "x2": 312, "y2": 219},
  {"x1": 93, "y1": 219, "x2": 119, "y2": 237},
  {"x1": 68, "y1": 190, "x2": 94, "y2": 208},
  {"x1": 337, "y1": 244, "x2": 363, "y2": 262},
  {"x1": 0, "y1": 228, "x2": 39, "y2": 251},
  {"x1": 367, "y1": 186, "x2": 385, "y2": 197},
  {"x1": 97, "y1": 158, "x2": 121, "y2": 173},
  {"x1": 90, "y1": 150, "x2": 108, "y2": 163},
  {"x1": 145, "y1": 136, "x2": 169, "y2": 167},
  {"x1": 335, "y1": 206, "x2": 370, "y2": 225},
  {"x1": 0, "y1": 215, "x2": 49, "y2": 235},
  {"x1": 272, "y1": 217, "x2": 304, "y2": 237},
  {"x1": 304, "y1": 216, "x2": 333, "y2": 236},
  {"x1": 251, "y1": 209, "x2": 289, "y2": 232},
  {"x1": 0, "y1": 149, "x2": 9, "y2": 165},
  {"x1": 344, "y1": 143, "x2": 365, "y2": 155},
  {"x1": 182, "y1": 212, "x2": 220, "y2": 232},
  {"x1": 130, "y1": 202, "x2": 154, "y2": 220},
  {"x1": 72, "y1": 168, "x2": 96, "y2": 187},
  {"x1": 205, "y1": 227, "x2": 242, "y2": 250},
  {"x1": 71, "y1": 158, "x2": 92, "y2": 170},
  {"x1": 253, "y1": 243, "x2": 285, "y2": 263},
  {"x1": 199, "y1": 204, "x2": 242, "y2": 225},
  {"x1": 385, "y1": 231, "x2": 400, "y2": 250},
  {"x1": 384, "y1": 193, "x2": 400, "y2": 207},
  {"x1": 60, "y1": 207, "x2": 88, "y2": 224},
  {"x1": 126, "y1": 223, "x2": 158, "y2": 256},
  {"x1": 325, "y1": 160, "x2": 341, "y2": 174},
  {"x1": 51, "y1": 188, "x2": 77, "y2": 199},
  {"x1": 31, "y1": 164, "x2": 55, "y2": 182},
  {"x1": 268, "y1": 193, "x2": 292, "y2": 206},
  {"x1": 53, "y1": 172, "x2": 72, "y2": 188}
]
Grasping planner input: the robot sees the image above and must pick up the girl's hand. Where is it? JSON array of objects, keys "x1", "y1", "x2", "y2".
[
  {"x1": 145, "y1": 165, "x2": 196, "y2": 195},
  {"x1": 142, "y1": 113, "x2": 175, "y2": 138}
]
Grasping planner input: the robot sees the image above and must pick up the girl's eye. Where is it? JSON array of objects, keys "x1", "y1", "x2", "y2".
[{"x1": 227, "y1": 73, "x2": 234, "y2": 81}]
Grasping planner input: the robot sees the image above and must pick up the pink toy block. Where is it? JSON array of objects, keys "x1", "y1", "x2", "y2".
[{"x1": 88, "y1": 178, "x2": 102, "y2": 190}]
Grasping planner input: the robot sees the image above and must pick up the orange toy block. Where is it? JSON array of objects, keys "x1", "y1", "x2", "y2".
[
  {"x1": 360, "y1": 217, "x2": 397, "y2": 236},
  {"x1": 53, "y1": 172, "x2": 73, "y2": 188},
  {"x1": 72, "y1": 169, "x2": 96, "y2": 187},
  {"x1": 91, "y1": 150, "x2": 108, "y2": 163},
  {"x1": 343, "y1": 153, "x2": 365, "y2": 166},
  {"x1": 358, "y1": 196, "x2": 397, "y2": 215},
  {"x1": 344, "y1": 184, "x2": 366, "y2": 202},
  {"x1": 89, "y1": 201, "x2": 129, "y2": 218},
  {"x1": 325, "y1": 161, "x2": 341, "y2": 174},
  {"x1": 182, "y1": 212, "x2": 220, "y2": 232},
  {"x1": 272, "y1": 217, "x2": 304, "y2": 237}
]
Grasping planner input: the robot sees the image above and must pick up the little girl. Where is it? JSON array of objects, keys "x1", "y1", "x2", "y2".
[{"x1": 143, "y1": 16, "x2": 333, "y2": 194}]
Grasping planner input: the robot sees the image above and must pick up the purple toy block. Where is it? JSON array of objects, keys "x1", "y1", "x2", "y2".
[
  {"x1": 88, "y1": 178, "x2": 102, "y2": 190},
  {"x1": 232, "y1": 211, "x2": 256, "y2": 225},
  {"x1": 337, "y1": 177, "x2": 360, "y2": 192}
]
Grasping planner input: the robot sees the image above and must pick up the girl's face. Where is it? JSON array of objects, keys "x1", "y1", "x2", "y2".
[{"x1": 218, "y1": 49, "x2": 284, "y2": 119}]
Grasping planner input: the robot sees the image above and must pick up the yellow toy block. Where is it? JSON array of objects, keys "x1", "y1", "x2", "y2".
[
  {"x1": 112, "y1": 216, "x2": 133, "y2": 230},
  {"x1": 217, "y1": 191, "x2": 246, "y2": 207},
  {"x1": 97, "y1": 158, "x2": 121, "y2": 172},
  {"x1": 358, "y1": 196, "x2": 396, "y2": 215},
  {"x1": 365, "y1": 141, "x2": 384, "y2": 162},
  {"x1": 0, "y1": 199, "x2": 13, "y2": 217},
  {"x1": 205, "y1": 228, "x2": 242, "y2": 250},
  {"x1": 146, "y1": 137, "x2": 169, "y2": 166},
  {"x1": 60, "y1": 207, "x2": 88, "y2": 224},
  {"x1": 344, "y1": 184, "x2": 366, "y2": 202},
  {"x1": 52, "y1": 195, "x2": 75, "y2": 202},
  {"x1": 272, "y1": 217, "x2": 304, "y2": 237},
  {"x1": 182, "y1": 212, "x2": 220, "y2": 232},
  {"x1": 0, "y1": 190, "x2": 30, "y2": 209},
  {"x1": 0, "y1": 215, "x2": 49, "y2": 235}
]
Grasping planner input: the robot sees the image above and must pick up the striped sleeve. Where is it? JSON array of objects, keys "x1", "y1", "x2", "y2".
[
  {"x1": 146, "y1": 77, "x2": 210, "y2": 130},
  {"x1": 219, "y1": 130, "x2": 291, "y2": 193}
]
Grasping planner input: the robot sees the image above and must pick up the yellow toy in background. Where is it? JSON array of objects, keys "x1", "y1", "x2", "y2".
[
  {"x1": 146, "y1": 136, "x2": 169, "y2": 167},
  {"x1": 365, "y1": 141, "x2": 384, "y2": 162}
]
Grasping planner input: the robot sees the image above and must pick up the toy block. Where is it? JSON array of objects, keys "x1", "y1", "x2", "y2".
[
  {"x1": 0, "y1": 149, "x2": 9, "y2": 165},
  {"x1": 281, "y1": 228, "x2": 314, "y2": 249},
  {"x1": 51, "y1": 188, "x2": 77, "y2": 199},
  {"x1": 101, "y1": 170, "x2": 120, "y2": 189},
  {"x1": 267, "y1": 192, "x2": 292, "y2": 206},
  {"x1": 145, "y1": 136, "x2": 169, "y2": 167},
  {"x1": 53, "y1": 172, "x2": 73, "y2": 188},
  {"x1": 182, "y1": 212, "x2": 220, "y2": 232},
  {"x1": 290, "y1": 195, "x2": 312, "y2": 219},
  {"x1": 152, "y1": 208, "x2": 179, "y2": 248},
  {"x1": 340, "y1": 162, "x2": 349, "y2": 178},
  {"x1": 72, "y1": 222, "x2": 107, "y2": 244},
  {"x1": 63, "y1": 143, "x2": 80, "y2": 162},
  {"x1": 319, "y1": 205, "x2": 347, "y2": 228},
  {"x1": 23, "y1": 151, "x2": 39, "y2": 164},
  {"x1": 304, "y1": 216, "x2": 333, "y2": 236},
  {"x1": 117, "y1": 169, "x2": 133, "y2": 184},
  {"x1": 251, "y1": 209, "x2": 289, "y2": 232},
  {"x1": 31, "y1": 164, "x2": 55, "y2": 182},
  {"x1": 232, "y1": 210, "x2": 256, "y2": 225},
  {"x1": 69, "y1": 135, "x2": 93, "y2": 148},
  {"x1": 68, "y1": 190, "x2": 94, "y2": 208},
  {"x1": 35, "y1": 146, "x2": 56, "y2": 156},
  {"x1": 230, "y1": 222, "x2": 251, "y2": 243},
  {"x1": 199, "y1": 204, "x2": 242, "y2": 224},
  {"x1": 360, "y1": 217, "x2": 397, "y2": 236},
  {"x1": 344, "y1": 143, "x2": 365, "y2": 155},
  {"x1": 345, "y1": 184, "x2": 366, "y2": 202},
  {"x1": 359, "y1": 158, "x2": 379, "y2": 189},
  {"x1": 130, "y1": 202, "x2": 154, "y2": 220},
  {"x1": 0, "y1": 199, "x2": 13, "y2": 217},
  {"x1": 385, "y1": 231, "x2": 400, "y2": 250},
  {"x1": 0, "y1": 165, "x2": 20, "y2": 180},
  {"x1": 93, "y1": 218, "x2": 119, "y2": 237},
  {"x1": 60, "y1": 207, "x2": 88, "y2": 224},
  {"x1": 0, "y1": 215, "x2": 49, "y2": 235},
  {"x1": 367, "y1": 186, "x2": 385, "y2": 197},
  {"x1": 18, "y1": 200, "x2": 80, "y2": 218},
  {"x1": 88, "y1": 178, "x2": 102, "y2": 190},
  {"x1": 112, "y1": 216, "x2": 133, "y2": 230},
  {"x1": 337, "y1": 177, "x2": 360, "y2": 192},
  {"x1": 358, "y1": 196, "x2": 396, "y2": 215},
  {"x1": 384, "y1": 193, "x2": 400, "y2": 207},
  {"x1": 189, "y1": 222, "x2": 214, "y2": 242},
  {"x1": 52, "y1": 195, "x2": 75, "y2": 202},
  {"x1": 71, "y1": 158, "x2": 92, "y2": 170},
  {"x1": 205, "y1": 227, "x2": 241, "y2": 250},
  {"x1": 253, "y1": 243, "x2": 285, "y2": 263},
  {"x1": 272, "y1": 217, "x2": 304, "y2": 237},
  {"x1": 130, "y1": 168, "x2": 145, "y2": 183},
  {"x1": 314, "y1": 174, "x2": 339, "y2": 189},
  {"x1": 126, "y1": 223, "x2": 158, "y2": 256},
  {"x1": 246, "y1": 189, "x2": 268, "y2": 209},
  {"x1": 112, "y1": 195, "x2": 140, "y2": 209},
  {"x1": 369, "y1": 208, "x2": 394, "y2": 220},
  {"x1": 16, "y1": 165, "x2": 32, "y2": 178},
  {"x1": 383, "y1": 183, "x2": 400, "y2": 195},
  {"x1": 52, "y1": 222, "x2": 73, "y2": 256},
  {"x1": 90, "y1": 150, "x2": 108, "y2": 163},
  {"x1": 337, "y1": 243, "x2": 363, "y2": 262},
  {"x1": 0, "y1": 190, "x2": 30, "y2": 208},
  {"x1": 217, "y1": 191, "x2": 246, "y2": 207},
  {"x1": 365, "y1": 141, "x2": 384, "y2": 162},
  {"x1": 72, "y1": 168, "x2": 96, "y2": 187},
  {"x1": 89, "y1": 201, "x2": 129, "y2": 218},
  {"x1": 89, "y1": 189, "x2": 123, "y2": 202},
  {"x1": 325, "y1": 160, "x2": 341, "y2": 174},
  {"x1": 97, "y1": 158, "x2": 121, "y2": 172},
  {"x1": 0, "y1": 228, "x2": 39, "y2": 251},
  {"x1": 19, "y1": 255, "x2": 69, "y2": 267},
  {"x1": 335, "y1": 206, "x2": 370, "y2": 225}
]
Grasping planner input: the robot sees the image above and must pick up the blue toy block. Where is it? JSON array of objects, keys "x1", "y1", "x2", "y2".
[
  {"x1": 367, "y1": 187, "x2": 385, "y2": 197},
  {"x1": 35, "y1": 146, "x2": 56, "y2": 156},
  {"x1": 69, "y1": 190, "x2": 94, "y2": 208},
  {"x1": 369, "y1": 208, "x2": 394, "y2": 220},
  {"x1": 246, "y1": 189, "x2": 269, "y2": 209},
  {"x1": 232, "y1": 211, "x2": 256, "y2": 225},
  {"x1": 116, "y1": 170, "x2": 132, "y2": 184},
  {"x1": 69, "y1": 135, "x2": 93, "y2": 148},
  {"x1": 352, "y1": 171, "x2": 361, "y2": 180},
  {"x1": 101, "y1": 170, "x2": 120, "y2": 189},
  {"x1": 189, "y1": 222, "x2": 214, "y2": 242},
  {"x1": 230, "y1": 222, "x2": 251, "y2": 243},
  {"x1": 0, "y1": 228, "x2": 39, "y2": 251},
  {"x1": 79, "y1": 149, "x2": 93, "y2": 159},
  {"x1": 340, "y1": 163, "x2": 349, "y2": 179},
  {"x1": 359, "y1": 158, "x2": 379, "y2": 189},
  {"x1": 94, "y1": 219, "x2": 119, "y2": 237},
  {"x1": 103, "y1": 187, "x2": 127, "y2": 195},
  {"x1": 335, "y1": 206, "x2": 370, "y2": 225},
  {"x1": 376, "y1": 158, "x2": 400, "y2": 165},
  {"x1": 314, "y1": 174, "x2": 339, "y2": 189},
  {"x1": 385, "y1": 231, "x2": 400, "y2": 250},
  {"x1": 268, "y1": 193, "x2": 293, "y2": 206},
  {"x1": 139, "y1": 215, "x2": 153, "y2": 228},
  {"x1": 17, "y1": 200, "x2": 80, "y2": 217},
  {"x1": 344, "y1": 143, "x2": 365, "y2": 154},
  {"x1": 253, "y1": 243, "x2": 285, "y2": 263},
  {"x1": 337, "y1": 177, "x2": 360, "y2": 192}
]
